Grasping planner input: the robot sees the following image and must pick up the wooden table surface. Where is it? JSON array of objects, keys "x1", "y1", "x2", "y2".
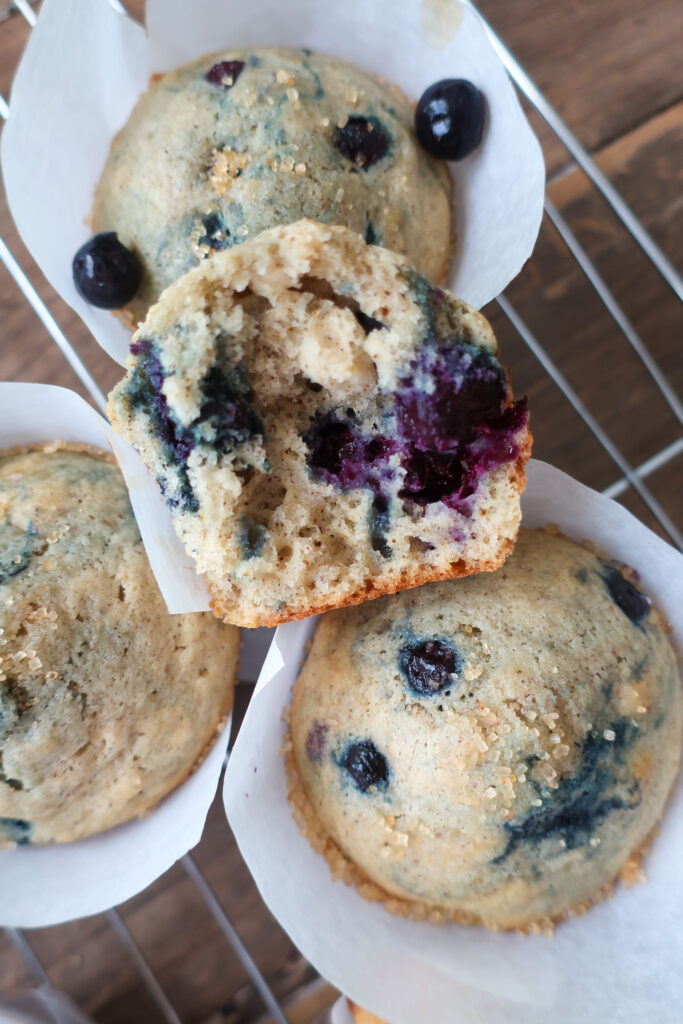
[{"x1": 0, "y1": 1, "x2": 681, "y2": 1022}]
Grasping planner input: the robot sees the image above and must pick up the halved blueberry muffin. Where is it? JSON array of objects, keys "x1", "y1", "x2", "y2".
[{"x1": 108, "y1": 220, "x2": 530, "y2": 628}]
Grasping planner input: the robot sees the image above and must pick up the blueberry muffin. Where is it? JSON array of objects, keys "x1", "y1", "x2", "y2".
[
  {"x1": 347, "y1": 1002, "x2": 386, "y2": 1024},
  {"x1": 108, "y1": 220, "x2": 530, "y2": 629},
  {"x1": 0, "y1": 445, "x2": 238, "y2": 845},
  {"x1": 93, "y1": 47, "x2": 452, "y2": 323},
  {"x1": 288, "y1": 529, "x2": 682, "y2": 931}
]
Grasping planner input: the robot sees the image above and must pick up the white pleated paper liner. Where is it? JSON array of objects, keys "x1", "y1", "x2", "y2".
[
  {"x1": 329, "y1": 997, "x2": 355, "y2": 1024},
  {"x1": 0, "y1": 383, "x2": 234, "y2": 928},
  {"x1": 1, "y1": 0, "x2": 545, "y2": 368},
  {"x1": 224, "y1": 459, "x2": 683, "y2": 1024}
]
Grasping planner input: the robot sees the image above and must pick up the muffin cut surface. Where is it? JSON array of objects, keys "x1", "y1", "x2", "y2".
[{"x1": 108, "y1": 220, "x2": 530, "y2": 628}]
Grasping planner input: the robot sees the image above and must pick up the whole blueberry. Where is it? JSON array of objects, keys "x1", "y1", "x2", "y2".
[
  {"x1": 205, "y1": 60, "x2": 246, "y2": 87},
  {"x1": 604, "y1": 567, "x2": 650, "y2": 624},
  {"x1": 415, "y1": 79, "x2": 486, "y2": 161},
  {"x1": 72, "y1": 232, "x2": 140, "y2": 309},
  {"x1": 399, "y1": 638, "x2": 461, "y2": 696},
  {"x1": 341, "y1": 739, "x2": 390, "y2": 792},
  {"x1": 335, "y1": 116, "x2": 389, "y2": 169}
]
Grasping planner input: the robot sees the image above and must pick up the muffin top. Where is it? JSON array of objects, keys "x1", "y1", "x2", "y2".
[
  {"x1": 93, "y1": 46, "x2": 452, "y2": 322},
  {"x1": 289, "y1": 528, "x2": 682, "y2": 929},
  {"x1": 108, "y1": 220, "x2": 529, "y2": 628},
  {"x1": 0, "y1": 445, "x2": 238, "y2": 844}
]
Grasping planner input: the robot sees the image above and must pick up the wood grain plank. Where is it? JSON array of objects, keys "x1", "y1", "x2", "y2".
[{"x1": 476, "y1": 0, "x2": 683, "y2": 175}]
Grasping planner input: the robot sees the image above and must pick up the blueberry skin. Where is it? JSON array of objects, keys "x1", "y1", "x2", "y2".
[
  {"x1": 304, "y1": 413, "x2": 397, "y2": 491},
  {"x1": 604, "y1": 566, "x2": 650, "y2": 624},
  {"x1": 205, "y1": 60, "x2": 246, "y2": 88},
  {"x1": 399, "y1": 638, "x2": 461, "y2": 696},
  {"x1": 72, "y1": 232, "x2": 141, "y2": 309},
  {"x1": 198, "y1": 212, "x2": 231, "y2": 251},
  {"x1": 334, "y1": 116, "x2": 389, "y2": 169},
  {"x1": 341, "y1": 739, "x2": 390, "y2": 792},
  {"x1": 0, "y1": 817, "x2": 31, "y2": 845},
  {"x1": 370, "y1": 493, "x2": 392, "y2": 559},
  {"x1": 415, "y1": 79, "x2": 486, "y2": 161}
]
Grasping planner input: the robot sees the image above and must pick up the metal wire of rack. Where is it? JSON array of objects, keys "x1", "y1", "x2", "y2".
[{"x1": 0, "y1": 1, "x2": 680, "y2": 1022}]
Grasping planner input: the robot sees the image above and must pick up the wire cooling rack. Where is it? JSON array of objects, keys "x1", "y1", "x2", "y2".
[{"x1": 0, "y1": 1, "x2": 681, "y2": 1021}]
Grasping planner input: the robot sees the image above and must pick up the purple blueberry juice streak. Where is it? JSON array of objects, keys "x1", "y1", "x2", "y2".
[
  {"x1": 305, "y1": 720, "x2": 328, "y2": 763},
  {"x1": 129, "y1": 340, "x2": 196, "y2": 463}
]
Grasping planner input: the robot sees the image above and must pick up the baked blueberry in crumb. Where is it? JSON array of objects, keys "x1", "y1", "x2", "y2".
[
  {"x1": 398, "y1": 448, "x2": 465, "y2": 506},
  {"x1": 198, "y1": 365, "x2": 263, "y2": 453},
  {"x1": 72, "y1": 232, "x2": 141, "y2": 309},
  {"x1": 126, "y1": 342, "x2": 262, "y2": 513},
  {"x1": 334, "y1": 116, "x2": 389, "y2": 169},
  {"x1": 127, "y1": 339, "x2": 198, "y2": 512},
  {"x1": 205, "y1": 60, "x2": 246, "y2": 87},
  {"x1": 304, "y1": 335, "x2": 526, "y2": 517},
  {"x1": 198, "y1": 212, "x2": 231, "y2": 251},
  {"x1": 399, "y1": 638, "x2": 461, "y2": 696},
  {"x1": 604, "y1": 566, "x2": 650, "y2": 624},
  {"x1": 395, "y1": 342, "x2": 509, "y2": 452},
  {"x1": 341, "y1": 739, "x2": 390, "y2": 792},
  {"x1": 354, "y1": 308, "x2": 386, "y2": 335},
  {"x1": 305, "y1": 720, "x2": 328, "y2": 763},
  {"x1": 415, "y1": 79, "x2": 486, "y2": 161},
  {"x1": 238, "y1": 516, "x2": 267, "y2": 559},
  {"x1": 304, "y1": 414, "x2": 396, "y2": 490},
  {"x1": 0, "y1": 817, "x2": 31, "y2": 844},
  {"x1": 365, "y1": 221, "x2": 379, "y2": 245},
  {"x1": 396, "y1": 334, "x2": 528, "y2": 511},
  {"x1": 370, "y1": 493, "x2": 392, "y2": 559}
]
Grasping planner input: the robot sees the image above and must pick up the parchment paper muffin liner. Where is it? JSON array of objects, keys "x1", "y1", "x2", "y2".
[
  {"x1": 223, "y1": 459, "x2": 683, "y2": 1024},
  {"x1": 329, "y1": 998, "x2": 355, "y2": 1024},
  {"x1": 1, "y1": 0, "x2": 545, "y2": 369},
  {"x1": 0, "y1": 383, "x2": 232, "y2": 928}
]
